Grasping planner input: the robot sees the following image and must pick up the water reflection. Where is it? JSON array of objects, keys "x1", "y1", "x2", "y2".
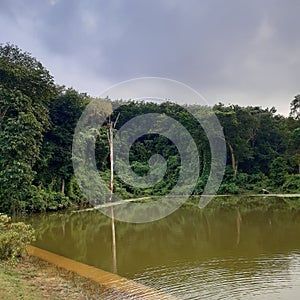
[{"x1": 25, "y1": 197, "x2": 300, "y2": 299}]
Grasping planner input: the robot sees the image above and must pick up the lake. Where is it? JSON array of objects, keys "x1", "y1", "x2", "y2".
[{"x1": 25, "y1": 196, "x2": 300, "y2": 299}]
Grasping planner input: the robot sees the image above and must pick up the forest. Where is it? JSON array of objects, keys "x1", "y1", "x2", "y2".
[{"x1": 0, "y1": 44, "x2": 299, "y2": 215}]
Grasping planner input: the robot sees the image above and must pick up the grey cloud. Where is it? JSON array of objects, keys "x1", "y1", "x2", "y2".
[{"x1": 1, "y1": 0, "x2": 300, "y2": 115}]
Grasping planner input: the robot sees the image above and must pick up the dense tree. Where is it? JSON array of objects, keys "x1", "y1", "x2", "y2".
[
  {"x1": 290, "y1": 95, "x2": 300, "y2": 120},
  {"x1": 35, "y1": 88, "x2": 89, "y2": 195},
  {"x1": 269, "y1": 157, "x2": 289, "y2": 186},
  {"x1": 252, "y1": 109, "x2": 289, "y2": 176},
  {"x1": 0, "y1": 43, "x2": 299, "y2": 215},
  {"x1": 214, "y1": 104, "x2": 258, "y2": 178},
  {"x1": 288, "y1": 128, "x2": 300, "y2": 174},
  {"x1": 0, "y1": 44, "x2": 56, "y2": 214}
]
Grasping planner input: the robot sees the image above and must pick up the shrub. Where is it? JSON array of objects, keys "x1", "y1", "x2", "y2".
[
  {"x1": 269, "y1": 157, "x2": 289, "y2": 187},
  {"x1": 282, "y1": 175, "x2": 300, "y2": 193},
  {"x1": 28, "y1": 186, "x2": 72, "y2": 212},
  {"x1": 218, "y1": 182, "x2": 240, "y2": 194},
  {"x1": 0, "y1": 214, "x2": 35, "y2": 260}
]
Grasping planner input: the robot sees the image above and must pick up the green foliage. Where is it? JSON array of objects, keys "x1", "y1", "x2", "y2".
[
  {"x1": 38, "y1": 88, "x2": 89, "y2": 181},
  {"x1": 0, "y1": 44, "x2": 56, "y2": 215},
  {"x1": 0, "y1": 43, "x2": 299, "y2": 216},
  {"x1": 235, "y1": 172, "x2": 270, "y2": 193},
  {"x1": 290, "y1": 95, "x2": 300, "y2": 120},
  {"x1": 269, "y1": 157, "x2": 289, "y2": 187},
  {"x1": 27, "y1": 186, "x2": 71, "y2": 212},
  {"x1": 0, "y1": 214, "x2": 35, "y2": 260},
  {"x1": 218, "y1": 182, "x2": 240, "y2": 194},
  {"x1": 287, "y1": 127, "x2": 300, "y2": 174},
  {"x1": 282, "y1": 175, "x2": 300, "y2": 193}
]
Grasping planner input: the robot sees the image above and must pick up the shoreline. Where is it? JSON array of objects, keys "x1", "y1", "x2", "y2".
[
  {"x1": 0, "y1": 246, "x2": 177, "y2": 300},
  {"x1": 27, "y1": 245, "x2": 177, "y2": 299},
  {"x1": 71, "y1": 194, "x2": 300, "y2": 213},
  {"x1": 0, "y1": 256, "x2": 100, "y2": 299},
  {"x1": 2, "y1": 194, "x2": 300, "y2": 299}
]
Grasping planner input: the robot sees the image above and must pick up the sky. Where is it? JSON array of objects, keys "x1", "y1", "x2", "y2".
[{"x1": 1, "y1": 0, "x2": 300, "y2": 116}]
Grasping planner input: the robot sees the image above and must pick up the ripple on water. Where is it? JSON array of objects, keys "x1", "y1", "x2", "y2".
[{"x1": 131, "y1": 252, "x2": 300, "y2": 299}]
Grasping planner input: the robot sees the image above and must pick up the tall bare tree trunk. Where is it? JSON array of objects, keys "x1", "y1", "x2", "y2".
[
  {"x1": 228, "y1": 143, "x2": 238, "y2": 178},
  {"x1": 109, "y1": 123, "x2": 114, "y2": 203},
  {"x1": 61, "y1": 178, "x2": 65, "y2": 195},
  {"x1": 107, "y1": 114, "x2": 119, "y2": 274}
]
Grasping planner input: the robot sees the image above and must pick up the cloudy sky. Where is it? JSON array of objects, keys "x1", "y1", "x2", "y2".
[{"x1": 1, "y1": 0, "x2": 300, "y2": 115}]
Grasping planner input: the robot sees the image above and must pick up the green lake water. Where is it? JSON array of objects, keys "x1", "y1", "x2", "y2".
[{"x1": 26, "y1": 196, "x2": 300, "y2": 299}]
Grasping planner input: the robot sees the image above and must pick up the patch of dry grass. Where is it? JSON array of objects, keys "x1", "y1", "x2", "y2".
[{"x1": 0, "y1": 257, "x2": 106, "y2": 299}]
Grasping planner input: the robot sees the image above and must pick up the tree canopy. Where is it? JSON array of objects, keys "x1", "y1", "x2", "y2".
[{"x1": 0, "y1": 44, "x2": 299, "y2": 215}]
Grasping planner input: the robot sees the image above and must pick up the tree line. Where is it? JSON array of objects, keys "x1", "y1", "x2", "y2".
[{"x1": 0, "y1": 44, "x2": 299, "y2": 215}]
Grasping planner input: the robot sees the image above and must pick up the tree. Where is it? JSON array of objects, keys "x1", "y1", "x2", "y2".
[
  {"x1": 35, "y1": 88, "x2": 89, "y2": 195},
  {"x1": 214, "y1": 104, "x2": 258, "y2": 178},
  {"x1": 288, "y1": 128, "x2": 300, "y2": 174},
  {"x1": 0, "y1": 44, "x2": 56, "y2": 214},
  {"x1": 269, "y1": 157, "x2": 289, "y2": 187},
  {"x1": 290, "y1": 95, "x2": 300, "y2": 120},
  {"x1": 250, "y1": 107, "x2": 289, "y2": 175}
]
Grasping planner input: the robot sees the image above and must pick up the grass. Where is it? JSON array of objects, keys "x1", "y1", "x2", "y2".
[
  {"x1": 0, "y1": 262, "x2": 42, "y2": 300},
  {"x1": 0, "y1": 257, "x2": 105, "y2": 299}
]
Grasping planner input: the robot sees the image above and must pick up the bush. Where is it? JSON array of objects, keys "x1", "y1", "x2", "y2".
[
  {"x1": 0, "y1": 214, "x2": 35, "y2": 260},
  {"x1": 218, "y1": 182, "x2": 240, "y2": 194},
  {"x1": 28, "y1": 186, "x2": 72, "y2": 212},
  {"x1": 269, "y1": 157, "x2": 289, "y2": 187},
  {"x1": 240, "y1": 172, "x2": 270, "y2": 192},
  {"x1": 282, "y1": 175, "x2": 300, "y2": 193}
]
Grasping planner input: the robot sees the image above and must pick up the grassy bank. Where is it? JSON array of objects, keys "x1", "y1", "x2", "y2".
[
  {"x1": 0, "y1": 263, "x2": 42, "y2": 300},
  {"x1": 0, "y1": 257, "x2": 104, "y2": 300}
]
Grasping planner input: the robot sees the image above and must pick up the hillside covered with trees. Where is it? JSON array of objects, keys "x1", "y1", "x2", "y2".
[{"x1": 0, "y1": 44, "x2": 299, "y2": 215}]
